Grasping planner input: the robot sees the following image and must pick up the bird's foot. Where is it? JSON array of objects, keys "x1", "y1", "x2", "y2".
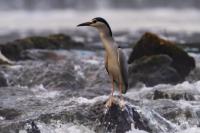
[
  {"x1": 105, "y1": 96, "x2": 114, "y2": 108},
  {"x1": 119, "y1": 99, "x2": 125, "y2": 110}
]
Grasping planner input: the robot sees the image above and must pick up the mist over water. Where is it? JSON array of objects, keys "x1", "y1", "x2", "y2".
[{"x1": 0, "y1": 0, "x2": 199, "y2": 38}]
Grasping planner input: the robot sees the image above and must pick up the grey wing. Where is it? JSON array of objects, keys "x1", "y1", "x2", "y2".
[
  {"x1": 104, "y1": 52, "x2": 109, "y2": 74},
  {"x1": 118, "y1": 48, "x2": 128, "y2": 92}
]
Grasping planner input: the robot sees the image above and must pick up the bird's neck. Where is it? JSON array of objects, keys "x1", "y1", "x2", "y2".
[{"x1": 99, "y1": 31, "x2": 117, "y2": 53}]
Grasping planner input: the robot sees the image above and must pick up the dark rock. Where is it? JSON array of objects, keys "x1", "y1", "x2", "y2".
[
  {"x1": 38, "y1": 100, "x2": 152, "y2": 133},
  {"x1": 99, "y1": 103, "x2": 151, "y2": 133},
  {"x1": 0, "y1": 108, "x2": 21, "y2": 120},
  {"x1": 129, "y1": 54, "x2": 182, "y2": 87},
  {"x1": 128, "y1": 32, "x2": 195, "y2": 78},
  {"x1": 0, "y1": 72, "x2": 7, "y2": 87},
  {"x1": 0, "y1": 34, "x2": 84, "y2": 60},
  {"x1": 153, "y1": 90, "x2": 195, "y2": 101},
  {"x1": 26, "y1": 121, "x2": 41, "y2": 133}
]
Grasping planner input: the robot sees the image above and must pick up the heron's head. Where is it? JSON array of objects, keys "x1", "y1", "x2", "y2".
[{"x1": 77, "y1": 17, "x2": 112, "y2": 37}]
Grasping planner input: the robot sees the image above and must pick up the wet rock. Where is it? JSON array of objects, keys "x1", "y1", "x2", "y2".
[
  {"x1": 0, "y1": 34, "x2": 84, "y2": 60},
  {"x1": 129, "y1": 54, "x2": 181, "y2": 87},
  {"x1": 0, "y1": 108, "x2": 21, "y2": 120},
  {"x1": 37, "y1": 100, "x2": 151, "y2": 133},
  {"x1": 0, "y1": 72, "x2": 7, "y2": 87},
  {"x1": 5, "y1": 60, "x2": 85, "y2": 90},
  {"x1": 26, "y1": 121, "x2": 41, "y2": 133},
  {"x1": 146, "y1": 99, "x2": 200, "y2": 127},
  {"x1": 128, "y1": 32, "x2": 195, "y2": 79},
  {"x1": 153, "y1": 90, "x2": 195, "y2": 101},
  {"x1": 20, "y1": 49, "x2": 70, "y2": 61},
  {"x1": 98, "y1": 102, "x2": 151, "y2": 133}
]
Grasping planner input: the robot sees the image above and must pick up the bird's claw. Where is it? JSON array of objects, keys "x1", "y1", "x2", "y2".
[
  {"x1": 105, "y1": 96, "x2": 114, "y2": 108},
  {"x1": 119, "y1": 99, "x2": 125, "y2": 110}
]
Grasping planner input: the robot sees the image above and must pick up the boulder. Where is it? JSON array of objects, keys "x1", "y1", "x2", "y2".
[
  {"x1": 0, "y1": 34, "x2": 84, "y2": 60},
  {"x1": 129, "y1": 54, "x2": 182, "y2": 87},
  {"x1": 94, "y1": 101, "x2": 151, "y2": 133},
  {"x1": 128, "y1": 32, "x2": 195, "y2": 78}
]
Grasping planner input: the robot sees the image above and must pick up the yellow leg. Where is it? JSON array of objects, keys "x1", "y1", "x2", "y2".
[{"x1": 105, "y1": 77, "x2": 114, "y2": 108}]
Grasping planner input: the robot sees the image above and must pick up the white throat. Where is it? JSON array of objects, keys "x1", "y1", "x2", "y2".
[{"x1": 98, "y1": 27, "x2": 118, "y2": 52}]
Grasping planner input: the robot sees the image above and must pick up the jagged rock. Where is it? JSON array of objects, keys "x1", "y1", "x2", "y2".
[
  {"x1": 98, "y1": 102, "x2": 151, "y2": 133},
  {"x1": 129, "y1": 54, "x2": 182, "y2": 87},
  {"x1": 38, "y1": 100, "x2": 152, "y2": 133},
  {"x1": 0, "y1": 34, "x2": 84, "y2": 60},
  {"x1": 128, "y1": 32, "x2": 195, "y2": 80}
]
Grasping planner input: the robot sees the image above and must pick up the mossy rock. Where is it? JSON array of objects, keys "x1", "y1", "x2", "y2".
[
  {"x1": 0, "y1": 34, "x2": 84, "y2": 60},
  {"x1": 128, "y1": 32, "x2": 195, "y2": 78}
]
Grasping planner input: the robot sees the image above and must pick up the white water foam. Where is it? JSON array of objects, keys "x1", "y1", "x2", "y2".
[
  {"x1": 19, "y1": 122, "x2": 95, "y2": 133},
  {"x1": 126, "y1": 128, "x2": 148, "y2": 133},
  {"x1": 176, "y1": 127, "x2": 200, "y2": 133}
]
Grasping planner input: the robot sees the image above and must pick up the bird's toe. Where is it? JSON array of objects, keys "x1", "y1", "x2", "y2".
[
  {"x1": 105, "y1": 96, "x2": 114, "y2": 108},
  {"x1": 119, "y1": 99, "x2": 126, "y2": 110}
]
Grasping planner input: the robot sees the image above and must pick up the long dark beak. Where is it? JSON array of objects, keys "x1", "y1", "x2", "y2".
[{"x1": 77, "y1": 21, "x2": 92, "y2": 27}]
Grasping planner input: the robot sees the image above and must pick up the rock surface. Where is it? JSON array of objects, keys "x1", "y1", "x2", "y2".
[
  {"x1": 128, "y1": 54, "x2": 182, "y2": 87},
  {"x1": 0, "y1": 34, "x2": 84, "y2": 60},
  {"x1": 128, "y1": 32, "x2": 195, "y2": 80}
]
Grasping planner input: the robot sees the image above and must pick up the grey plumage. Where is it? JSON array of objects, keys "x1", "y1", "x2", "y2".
[{"x1": 118, "y1": 48, "x2": 128, "y2": 93}]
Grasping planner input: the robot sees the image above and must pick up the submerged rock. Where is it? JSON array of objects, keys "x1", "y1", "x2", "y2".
[
  {"x1": 0, "y1": 108, "x2": 21, "y2": 120},
  {"x1": 0, "y1": 34, "x2": 84, "y2": 60},
  {"x1": 128, "y1": 32, "x2": 195, "y2": 85},
  {"x1": 153, "y1": 90, "x2": 195, "y2": 101}
]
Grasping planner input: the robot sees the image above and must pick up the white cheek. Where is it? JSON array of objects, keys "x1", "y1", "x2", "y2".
[{"x1": 91, "y1": 22, "x2": 103, "y2": 27}]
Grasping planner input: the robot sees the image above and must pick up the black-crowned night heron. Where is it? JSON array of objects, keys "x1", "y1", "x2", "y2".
[{"x1": 77, "y1": 17, "x2": 128, "y2": 108}]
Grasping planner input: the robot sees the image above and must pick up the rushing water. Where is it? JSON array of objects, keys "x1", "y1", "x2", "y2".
[{"x1": 0, "y1": 0, "x2": 200, "y2": 133}]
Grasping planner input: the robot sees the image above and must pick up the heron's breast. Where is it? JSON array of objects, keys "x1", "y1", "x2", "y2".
[{"x1": 107, "y1": 55, "x2": 121, "y2": 80}]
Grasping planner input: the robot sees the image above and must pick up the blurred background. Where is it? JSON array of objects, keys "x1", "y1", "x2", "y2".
[
  {"x1": 1, "y1": 1, "x2": 200, "y2": 133},
  {"x1": 0, "y1": 0, "x2": 199, "y2": 43}
]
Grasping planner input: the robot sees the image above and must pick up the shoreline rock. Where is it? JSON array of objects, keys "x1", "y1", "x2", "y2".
[{"x1": 0, "y1": 34, "x2": 84, "y2": 60}]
